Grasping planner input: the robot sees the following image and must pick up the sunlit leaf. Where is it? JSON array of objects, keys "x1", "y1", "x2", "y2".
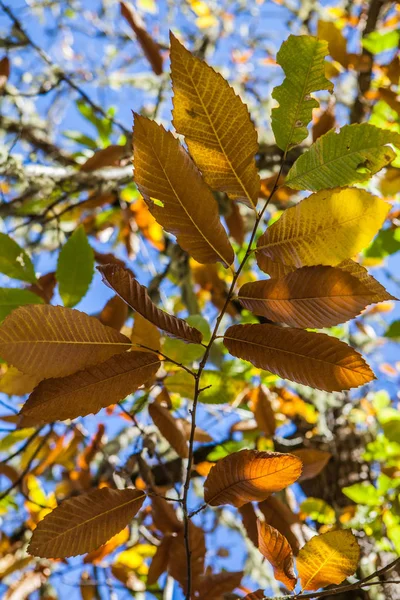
[
  {"x1": 292, "y1": 449, "x2": 331, "y2": 481},
  {"x1": 29, "y1": 488, "x2": 145, "y2": 558},
  {"x1": 0, "y1": 233, "x2": 36, "y2": 284},
  {"x1": 148, "y1": 402, "x2": 188, "y2": 458},
  {"x1": 170, "y1": 33, "x2": 259, "y2": 208},
  {"x1": 56, "y1": 226, "x2": 94, "y2": 308},
  {"x1": 257, "y1": 520, "x2": 296, "y2": 590},
  {"x1": 204, "y1": 450, "x2": 302, "y2": 507},
  {"x1": 296, "y1": 530, "x2": 360, "y2": 591},
  {"x1": 223, "y1": 323, "x2": 375, "y2": 392},
  {"x1": 258, "y1": 496, "x2": 300, "y2": 553},
  {"x1": 0, "y1": 288, "x2": 44, "y2": 322}
]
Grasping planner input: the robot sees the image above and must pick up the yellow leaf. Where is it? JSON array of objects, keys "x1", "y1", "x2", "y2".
[
  {"x1": 257, "y1": 520, "x2": 297, "y2": 590},
  {"x1": 223, "y1": 323, "x2": 375, "y2": 392},
  {"x1": 170, "y1": 33, "x2": 260, "y2": 208},
  {"x1": 317, "y1": 21, "x2": 349, "y2": 68},
  {"x1": 99, "y1": 264, "x2": 202, "y2": 344},
  {"x1": 0, "y1": 365, "x2": 40, "y2": 396},
  {"x1": 204, "y1": 449, "x2": 302, "y2": 507},
  {"x1": 0, "y1": 305, "x2": 131, "y2": 380},
  {"x1": 249, "y1": 385, "x2": 276, "y2": 437},
  {"x1": 133, "y1": 114, "x2": 234, "y2": 267},
  {"x1": 131, "y1": 313, "x2": 161, "y2": 353},
  {"x1": 256, "y1": 188, "x2": 390, "y2": 277},
  {"x1": 19, "y1": 351, "x2": 160, "y2": 425},
  {"x1": 28, "y1": 488, "x2": 145, "y2": 558},
  {"x1": 296, "y1": 530, "x2": 360, "y2": 591},
  {"x1": 238, "y1": 265, "x2": 395, "y2": 328}
]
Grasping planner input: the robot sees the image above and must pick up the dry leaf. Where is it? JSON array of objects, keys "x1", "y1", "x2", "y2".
[
  {"x1": 0, "y1": 305, "x2": 131, "y2": 380},
  {"x1": 239, "y1": 502, "x2": 259, "y2": 546},
  {"x1": 292, "y1": 449, "x2": 332, "y2": 481},
  {"x1": 204, "y1": 450, "x2": 302, "y2": 507},
  {"x1": 168, "y1": 522, "x2": 206, "y2": 593},
  {"x1": 258, "y1": 496, "x2": 300, "y2": 553},
  {"x1": 312, "y1": 105, "x2": 335, "y2": 141},
  {"x1": 225, "y1": 201, "x2": 245, "y2": 246},
  {"x1": 29, "y1": 488, "x2": 145, "y2": 558},
  {"x1": 249, "y1": 385, "x2": 276, "y2": 437},
  {"x1": 131, "y1": 313, "x2": 161, "y2": 352},
  {"x1": 98, "y1": 264, "x2": 202, "y2": 343},
  {"x1": 120, "y1": 1, "x2": 163, "y2": 75},
  {"x1": 133, "y1": 113, "x2": 234, "y2": 267},
  {"x1": 170, "y1": 33, "x2": 260, "y2": 208},
  {"x1": 151, "y1": 495, "x2": 182, "y2": 534},
  {"x1": 19, "y1": 351, "x2": 160, "y2": 425},
  {"x1": 296, "y1": 529, "x2": 360, "y2": 591},
  {"x1": 80, "y1": 145, "x2": 126, "y2": 172},
  {"x1": 257, "y1": 520, "x2": 297, "y2": 590},
  {"x1": 0, "y1": 56, "x2": 10, "y2": 89},
  {"x1": 224, "y1": 323, "x2": 375, "y2": 392},
  {"x1": 194, "y1": 571, "x2": 243, "y2": 600},
  {"x1": 149, "y1": 402, "x2": 189, "y2": 458},
  {"x1": 99, "y1": 295, "x2": 129, "y2": 331},
  {"x1": 147, "y1": 535, "x2": 172, "y2": 585}
]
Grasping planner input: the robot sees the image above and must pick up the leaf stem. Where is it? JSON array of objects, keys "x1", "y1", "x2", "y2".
[{"x1": 181, "y1": 163, "x2": 284, "y2": 600}]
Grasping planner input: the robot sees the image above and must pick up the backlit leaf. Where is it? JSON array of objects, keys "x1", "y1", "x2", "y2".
[
  {"x1": 239, "y1": 502, "x2": 259, "y2": 546},
  {"x1": 257, "y1": 521, "x2": 296, "y2": 590},
  {"x1": 223, "y1": 323, "x2": 374, "y2": 392},
  {"x1": 131, "y1": 313, "x2": 161, "y2": 352},
  {"x1": 170, "y1": 33, "x2": 259, "y2": 208},
  {"x1": 133, "y1": 113, "x2": 234, "y2": 267},
  {"x1": 148, "y1": 402, "x2": 189, "y2": 458},
  {"x1": 19, "y1": 352, "x2": 160, "y2": 425},
  {"x1": 98, "y1": 264, "x2": 202, "y2": 344},
  {"x1": 29, "y1": 488, "x2": 145, "y2": 558},
  {"x1": 296, "y1": 530, "x2": 360, "y2": 591},
  {"x1": 285, "y1": 124, "x2": 400, "y2": 190},
  {"x1": 292, "y1": 449, "x2": 331, "y2": 481},
  {"x1": 56, "y1": 226, "x2": 94, "y2": 308},
  {"x1": 258, "y1": 496, "x2": 300, "y2": 553},
  {"x1": 317, "y1": 21, "x2": 349, "y2": 67},
  {"x1": 0, "y1": 305, "x2": 131, "y2": 379},
  {"x1": 0, "y1": 233, "x2": 36, "y2": 284},
  {"x1": 0, "y1": 366, "x2": 39, "y2": 396},
  {"x1": 120, "y1": 1, "x2": 163, "y2": 75},
  {"x1": 204, "y1": 450, "x2": 302, "y2": 507},
  {"x1": 256, "y1": 188, "x2": 389, "y2": 276},
  {"x1": 194, "y1": 571, "x2": 244, "y2": 600},
  {"x1": 239, "y1": 265, "x2": 394, "y2": 328},
  {"x1": 80, "y1": 145, "x2": 125, "y2": 172},
  {"x1": 0, "y1": 288, "x2": 43, "y2": 322},
  {"x1": 249, "y1": 386, "x2": 276, "y2": 437},
  {"x1": 271, "y1": 35, "x2": 333, "y2": 153}
]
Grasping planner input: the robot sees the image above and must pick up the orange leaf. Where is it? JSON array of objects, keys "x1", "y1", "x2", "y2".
[
  {"x1": 257, "y1": 520, "x2": 296, "y2": 590},
  {"x1": 223, "y1": 323, "x2": 375, "y2": 392},
  {"x1": 98, "y1": 264, "x2": 202, "y2": 344},
  {"x1": 258, "y1": 496, "x2": 300, "y2": 553},
  {"x1": 249, "y1": 385, "x2": 276, "y2": 437},
  {"x1": 239, "y1": 502, "x2": 259, "y2": 546},
  {"x1": 149, "y1": 402, "x2": 189, "y2": 458},
  {"x1": 204, "y1": 450, "x2": 302, "y2": 507},
  {"x1": 99, "y1": 295, "x2": 129, "y2": 331},
  {"x1": 292, "y1": 449, "x2": 331, "y2": 481},
  {"x1": 120, "y1": 2, "x2": 163, "y2": 75}
]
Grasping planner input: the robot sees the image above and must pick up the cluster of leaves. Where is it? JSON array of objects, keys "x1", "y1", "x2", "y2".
[{"x1": 1, "y1": 16, "x2": 400, "y2": 600}]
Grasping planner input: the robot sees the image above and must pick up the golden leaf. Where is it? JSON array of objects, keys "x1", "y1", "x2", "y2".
[
  {"x1": 170, "y1": 33, "x2": 259, "y2": 208},
  {"x1": 0, "y1": 305, "x2": 131, "y2": 380},
  {"x1": 256, "y1": 188, "x2": 390, "y2": 276},
  {"x1": 29, "y1": 488, "x2": 145, "y2": 558},
  {"x1": 98, "y1": 264, "x2": 202, "y2": 344},
  {"x1": 238, "y1": 265, "x2": 394, "y2": 328},
  {"x1": 19, "y1": 352, "x2": 160, "y2": 425},
  {"x1": 257, "y1": 520, "x2": 297, "y2": 590},
  {"x1": 148, "y1": 402, "x2": 189, "y2": 458},
  {"x1": 204, "y1": 450, "x2": 302, "y2": 507},
  {"x1": 133, "y1": 114, "x2": 234, "y2": 267},
  {"x1": 296, "y1": 530, "x2": 360, "y2": 591},
  {"x1": 131, "y1": 313, "x2": 161, "y2": 353},
  {"x1": 224, "y1": 323, "x2": 375, "y2": 392},
  {"x1": 0, "y1": 365, "x2": 40, "y2": 396}
]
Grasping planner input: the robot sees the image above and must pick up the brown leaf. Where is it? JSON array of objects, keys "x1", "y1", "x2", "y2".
[
  {"x1": 312, "y1": 105, "x2": 335, "y2": 142},
  {"x1": 0, "y1": 305, "x2": 131, "y2": 380},
  {"x1": 204, "y1": 450, "x2": 302, "y2": 507},
  {"x1": 98, "y1": 263, "x2": 202, "y2": 344},
  {"x1": 258, "y1": 496, "x2": 300, "y2": 553},
  {"x1": 80, "y1": 145, "x2": 126, "y2": 172},
  {"x1": 242, "y1": 591, "x2": 265, "y2": 600},
  {"x1": 176, "y1": 418, "x2": 213, "y2": 442},
  {"x1": 120, "y1": 1, "x2": 163, "y2": 75},
  {"x1": 194, "y1": 571, "x2": 244, "y2": 600},
  {"x1": 19, "y1": 351, "x2": 160, "y2": 426},
  {"x1": 223, "y1": 323, "x2": 375, "y2": 392},
  {"x1": 257, "y1": 520, "x2": 296, "y2": 591},
  {"x1": 292, "y1": 449, "x2": 331, "y2": 481},
  {"x1": 151, "y1": 495, "x2": 182, "y2": 534},
  {"x1": 27, "y1": 272, "x2": 57, "y2": 303},
  {"x1": 29, "y1": 488, "x2": 145, "y2": 558},
  {"x1": 94, "y1": 251, "x2": 128, "y2": 270},
  {"x1": 339, "y1": 259, "x2": 397, "y2": 302},
  {"x1": 148, "y1": 402, "x2": 189, "y2": 458},
  {"x1": 239, "y1": 502, "x2": 259, "y2": 546},
  {"x1": 133, "y1": 114, "x2": 234, "y2": 267},
  {"x1": 0, "y1": 56, "x2": 10, "y2": 89},
  {"x1": 99, "y1": 295, "x2": 129, "y2": 331},
  {"x1": 147, "y1": 536, "x2": 172, "y2": 585},
  {"x1": 225, "y1": 201, "x2": 245, "y2": 246},
  {"x1": 238, "y1": 265, "x2": 393, "y2": 328},
  {"x1": 249, "y1": 385, "x2": 276, "y2": 437},
  {"x1": 168, "y1": 522, "x2": 206, "y2": 593}
]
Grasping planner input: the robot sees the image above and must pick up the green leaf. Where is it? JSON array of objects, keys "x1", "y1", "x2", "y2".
[
  {"x1": 386, "y1": 320, "x2": 400, "y2": 339},
  {"x1": 56, "y1": 226, "x2": 94, "y2": 307},
  {"x1": 0, "y1": 233, "x2": 37, "y2": 284},
  {"x1": 167, "y1": 369, "x2": 246, "y2": 404},
  {"x1": 299, "y1": 498, "x2": 336, "y2": 525},
  {"x1": 285, "y1": 124, "x2": 400, "y2": 190},
  {"x1": 362, "y1": 30, "x2": 400, "y2": 55},
  {"x1": 342, "y1": 483, "x2": 381, "y2": 506},
  {"x1": 364, "y1": 227, "x2": 400, "y2": 259},
  {"x1": 0, "y1": 288, "x2": 44, "y2": 322},
  {"x1": 162, "y1": 315, "x2": 210, "y2": 364},
  {"x1": 272, "y1": 35, "x2": 333, "y2": 152}
]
